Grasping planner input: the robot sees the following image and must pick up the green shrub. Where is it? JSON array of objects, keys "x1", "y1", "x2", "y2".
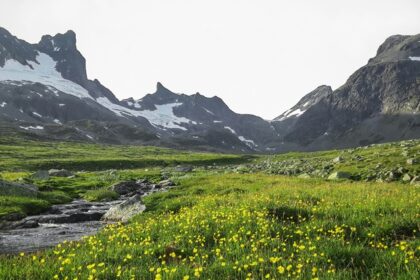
[
  {"x1": 0, "y1": 196, "x2": 50, "y2": 217},
  {"x1": 38, "y1": 191, "x2": 73, "y2": 204},
  {"x1": 82, "y1": 189, "x2": 119, "y2": 202}
]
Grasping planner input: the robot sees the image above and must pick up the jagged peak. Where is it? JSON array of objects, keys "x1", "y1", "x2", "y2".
[{"x1": 38, "y1": 30, "x2": 78, "y2": 52}]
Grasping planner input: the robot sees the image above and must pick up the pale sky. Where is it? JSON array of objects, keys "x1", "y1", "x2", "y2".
[{"x1": 2, "y1": 0, "x2": 420, "y2": 119}]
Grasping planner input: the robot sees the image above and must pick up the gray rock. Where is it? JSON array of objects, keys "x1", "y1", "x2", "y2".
[
  {"x1": 0, "y1": 180, "x2": 39, "y2": 197},
  {"x1": 157, "y1": 179, "x2": 174, "y2": 188},
  {"x1": 332, "y1": 156, "x2": 344, "y2": 163},
  {"x1": 406, "y1": 158, "x2": 418, "y2": 165},
  {"x1": 402, "y1": 174, "x2": 411, "y2": 182},
  {"x1": 328, "y1": 171, "x2": 351, "y2": 180},
  {"x1": 175, "y1": 165, "x2": 193, "y2": 172},
  {"x1": 102, "y1": 195, "x2": 145, "y2": 222},
  {"x1": 48, "y1": 169, "x2": 74, "y2": 177},
  {"x1": 110, "y1": 180, "x2": 149, "y2": 195},
  {"x1": 31, "y1": 170, "x2": 50, "y2": 180}
]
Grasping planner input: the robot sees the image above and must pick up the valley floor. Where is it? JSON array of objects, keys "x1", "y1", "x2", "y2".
[{"x1": 0, "y1": 138, "x2": 419, "y2": 279}]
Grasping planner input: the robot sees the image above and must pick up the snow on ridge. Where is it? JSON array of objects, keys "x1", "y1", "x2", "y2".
[
  {"x1": 224, "y1": 126, "x2": 258, "y2": 149},
  {"x1": 0, "y1": 102, "x2": 6, "y2": 108},
  {"x1": 32, "y1": 112, "x2": 42, "y2": 117},
  {"x1": 238, "y1": 136, "x2": 257, "y2": 148},
  {"x1": 203, "y1": 108, "x2": 215, "y2": 115},
  {"x1": 224, "y1": 126, "x2": 236, "y2": 134},
  {"x1": 19, "y1": 125, "x2": 44, "y2": 130},
  {"x1": 96, "y1": 97, "x2": 194, "y2": 130},
  {"x1": 409, "y1": 56, "x2": 420, "y2": 61},
  {"x1": 0, "y1": 52, "x2": 92, "y2": 99},
  {"x1": 277, "y1": 107, "x2": 306, "y2": 121}
]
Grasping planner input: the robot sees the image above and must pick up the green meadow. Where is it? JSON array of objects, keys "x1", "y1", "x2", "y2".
[{"x1": 0, "y1": 137, "x2": 419, "y2": 279}]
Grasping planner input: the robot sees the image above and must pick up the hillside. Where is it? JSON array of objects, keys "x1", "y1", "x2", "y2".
[{"x1": 0, "y1": 138, "x2": 419, "y2": 279}]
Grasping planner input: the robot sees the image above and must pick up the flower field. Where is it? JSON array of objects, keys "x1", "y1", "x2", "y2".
[{"x1": 1, "y1": 173, "x2": 418, "y2": 279}]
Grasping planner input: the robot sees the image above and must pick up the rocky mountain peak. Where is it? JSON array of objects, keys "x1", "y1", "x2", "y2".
[
  {"x1": 38, "y1": 30, "x2": 77, "y2": 52},
  {"x1": 369, "y1": 34, "x2": 420, "y2": 64},
  {"x1": 274, "y1": 85, "x2": 332, "y2": 121},
  {"x1": 36, "y1": 30, "x2": 88, "y2": 86}
]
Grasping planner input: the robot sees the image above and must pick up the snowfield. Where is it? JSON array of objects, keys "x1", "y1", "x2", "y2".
[
  {"x1": 0, "y1": 52, "x2": 92, "y2": 99},
  {"x1": 96, "y1": 97, "x2": 195, "y2": 130}
]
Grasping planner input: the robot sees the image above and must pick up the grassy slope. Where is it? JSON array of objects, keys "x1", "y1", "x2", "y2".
[
  {"x1": 0, "y1": 138, "x2": 419, "y2": 279},
  {"x1": 248, "y1": 139, "x2": 420, "y2": 182},
  {"x1": 0, "y1": 137, "x2": 249, "y2": 220}
]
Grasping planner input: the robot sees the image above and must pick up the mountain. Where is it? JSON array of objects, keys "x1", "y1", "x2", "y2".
[
  {"x1": 0, "y1": 27, "x2": 419, "y2": 153},
  {"x1": 271, "y1": 34, "x2": 420, "y2": 151},
  {"x1": 0, "y1": 27, "x2": 279, "y2": 152}
]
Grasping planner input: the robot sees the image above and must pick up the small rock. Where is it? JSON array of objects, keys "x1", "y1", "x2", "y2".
[
  {"x1": 31, "y1": 170, "x2": 50, "y2": 180},
  {"x1": 332, "y1": 156, "x2": 344, "y2": 163},
  {"x1": 406, "y1": 158, "x2": 418, "y2": 165},
  {"x1": 0, "y1": 180, "x2": 39, "y2": 197},
  {"x1": 102, "y1": 195, "x2": 146, "y2": 222},
  {"x1": 402, "y1": 174, "x2": 411, "y2": 182},
  {"x1": 174, "y1": 165, "x2": 193, "y2": 172},
  {"x1": 48, "y1": 169, "x2": 74, "y2": 177},
  {"x1": 328, "y1": 171, "x2": 351, "y2": 180},
  {"x1": 158, "y1": 179, "x2": 174, "y2": 188},
  {"x1": 110, "y1": 181, "x2": 143, "y2": 195}
]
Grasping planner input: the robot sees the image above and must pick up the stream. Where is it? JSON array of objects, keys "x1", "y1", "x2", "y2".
[{"x1": 0, "y1": 179, "x2": 171, "y2": 254}]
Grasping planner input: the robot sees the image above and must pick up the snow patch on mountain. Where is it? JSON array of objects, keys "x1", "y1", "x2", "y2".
[
  {"x1": 0, "y1": 102, "x2": 6, "y2": 108},
  {"x1": 224, "y1": 126, "x2": 236, "y2": 134},
  {"x1": 276, "y1": 108, "x2": 305, "y2": 121},
  {"x1": 0, "y1": 52, "x2": 92, "y2": 99},
  {"x1": 19, "y1": 125, "x2": 44, "y2": 130},
  {"x1": 96, "y1": 97, "x2": 194, "y2": 130},
  {"x1": 238, "y1": 136, "x2": 257, "y2": 148},
  {"x1": 224, "y1": 126, "x2": 257, "y2": 148},
  {"x1": 409, "y1": 56, "x2": 420, "y2": 61},
  {"x1": 203, "y1": 108, "x2": 215, "y2": 115}
]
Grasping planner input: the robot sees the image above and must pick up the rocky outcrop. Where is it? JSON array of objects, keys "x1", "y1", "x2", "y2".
[
  {"x1": 0, "y1": 180, "x2": 38, "y2": 197},
  {"x1": 102, "y1": 195, "x2": 146, "y2": 222},
  {"x1": 48, "y1": 169, "x2": 74, "y2": 177}
]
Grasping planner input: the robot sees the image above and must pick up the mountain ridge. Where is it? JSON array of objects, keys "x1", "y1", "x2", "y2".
[{"x1": 0, "y1": 27, "x2": 419, "y2": 152}]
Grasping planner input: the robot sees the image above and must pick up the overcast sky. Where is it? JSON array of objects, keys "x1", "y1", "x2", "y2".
[{"x1": 2, "y1": 0, "x2": 420, "y2": 119}]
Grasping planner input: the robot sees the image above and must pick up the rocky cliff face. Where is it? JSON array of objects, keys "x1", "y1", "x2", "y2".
[{"x1": 271, "y1": 34, "x2": 420, "y2": 150}]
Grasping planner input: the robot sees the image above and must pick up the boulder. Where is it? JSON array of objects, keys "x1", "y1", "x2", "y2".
[
  {"x1": 110, "y1": 180, "x2": 150, "y2": 195},
  {"x1": 174, "y1": 165, "x2": 193, "y2": 172},
  {"x1": 332, "y1": 156, "x2": 344, "y2": 163},
  {"x1": 31, "y1": 170, "x2": 50, "y2": 180},
  {"x1": 48, "y1": 169, "x2": 74, "y2": 177},
  {"x1": 0, "y1": 180, "x2": 39, "y2": 197},
  {"x1": 327, "y1": 171, "x2": 351, "y2": 180},
  {"x1": 102, "y1": 195, "x2": 145, "y2": 222},
  {"x1": 406, "y1": 158, "x2": 418, "y2": 165},
  {"x1": 157, "y1": 179, "x2": 174, "y2": 188},
  {"x1": 402, "y1": 174, "x2": 411, "y2": 182}
]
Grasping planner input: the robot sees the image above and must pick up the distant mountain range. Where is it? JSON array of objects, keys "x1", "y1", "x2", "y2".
[{"x1": 0, "y1": 27, "x2": 419, "y2": 152}]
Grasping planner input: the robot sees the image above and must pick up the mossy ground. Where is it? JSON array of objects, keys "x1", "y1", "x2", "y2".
[{"x1": 0, "y1": 138, "x2": 419, "y2": 279}]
